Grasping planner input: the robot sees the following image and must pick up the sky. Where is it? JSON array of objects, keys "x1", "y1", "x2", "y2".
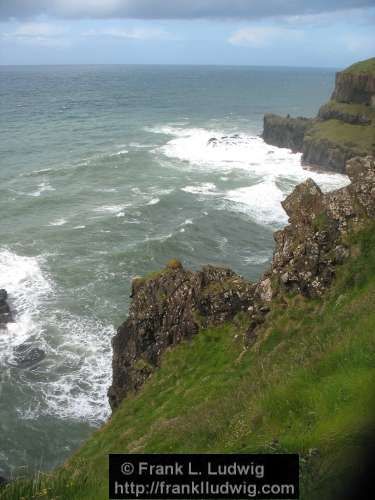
[{"x1": 0, "y1": 1, "x2": 374, "y2": 67}]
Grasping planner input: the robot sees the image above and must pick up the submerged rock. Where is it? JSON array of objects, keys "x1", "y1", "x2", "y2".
[
  {"x1": 0, "y1": 289, "x2": 12, "y2": 326},
  {"x1": 7, "y1": 343, "x2": 46, "y2": 369}
]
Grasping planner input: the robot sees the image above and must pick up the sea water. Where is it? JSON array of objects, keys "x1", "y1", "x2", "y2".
[{"x1": 0, "y1": 65, "x2": 349, "y2": 476}]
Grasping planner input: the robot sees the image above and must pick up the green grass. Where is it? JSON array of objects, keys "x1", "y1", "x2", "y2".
[
  {"x1": 343, "y1": 57, "x2": 375, "y2": 75},
  {"x1": 305, "y1": 119, "x2": 375, "y2": 155},
  {"x1": 318, "y1": 100, "x2": 375, "y2": 125},
  {"x1": 2, "y1": 223, "x2": 375, "y2": 500}
]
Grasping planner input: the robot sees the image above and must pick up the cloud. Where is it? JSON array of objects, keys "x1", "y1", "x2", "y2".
[
  {"x1": 228, "y1": 26, "x2": 303, "y2": 47},
  {"x1": 82, "y1": 27, "x2": 169, "y2": 40},
  {"x1": 5, "y1": 22, "x2": 65, "y2": 38},
  {"x1": 0, "y1": 0, "x2": 373, "y2": 20},
  {"x1": 0, "y1": 21, "x2": 70, "y2": 47}
]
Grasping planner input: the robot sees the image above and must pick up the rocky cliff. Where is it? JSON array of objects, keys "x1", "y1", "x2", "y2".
[
  {"x1": 332, "y1": 59, "x2": 375, "y2": 106},
  {"x1": 109, "y1": 155, "x2": 375, "y2": 410},
  {"x1": 262, "y1": 58, "x2": 375, "y2": 173},
  {"x1": 262, "y1": 114, "x2": 313, "y2": 151},
  {"x1": 108, "y1": 262, "x2": 255, "y2": 409}
]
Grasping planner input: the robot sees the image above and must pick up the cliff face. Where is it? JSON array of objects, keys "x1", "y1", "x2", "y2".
[
  {"x1": 262, "y1": 58, "x2": 375, "y2": 173},
  {"x1": 262, "y1": 114, "x2": 313, "y2": 151},
  {"x1": 109, "y1": 155, "x2": 375, "y2": 410},
  {"x1": 108, "y1": 263, "x2": 255, "y2": 410},
  {"x1": 332, "y1": 69, "x2": 375, "y2": 106},
  {"x1": 269, "y1": 156, "x2": 375, "y2": 297}
]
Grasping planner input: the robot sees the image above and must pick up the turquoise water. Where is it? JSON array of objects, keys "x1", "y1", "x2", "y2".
[{"x1": 0, "y1": 65, "x2": 349, "y2": 477}]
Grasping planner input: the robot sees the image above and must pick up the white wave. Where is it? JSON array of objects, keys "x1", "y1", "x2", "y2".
[
  {"x1": 17, "y1": 314, "x2": 114, "y2": 424},
  {"x1": 48, "y1": 218, "x2": 67, "y2": 227},
  {"x1": 95, "y1": 188, "x2": 118, "y2": 193},
  {"x1": 9, "y1": 181, "x2": 56, "y2": 198},
  {"x1": 224, "y1": 180, "x2": 288, "y2": 227},
  {"x1": 243, "y1": 252, "x2": 273, "y2": 265},
  {"x1": 181, "y1": 182, "x2": 218, "y2": 195},
  {"x1": 93, "y1": 205, "x2": 125, "y2": 214},
  {"x1": 73, "y1": 225, "x2": 86, "y2": 229},
  {"x1": 110, "y1": 149, "x2": 128, "y2": 157},
  {"x1": 146, "y1": 197, "x2": 160, "y2": 206},
  {"x1": 152, "y1": 124, "x2": 349, "y2": 186},
  {"x1": 0, "y1": 250, "x2": 52, "y2": 353},
  {"x1": 30, "y1": 181, "x2": 56, "y2": 197},
  {"x1": 151, "y1": 124, "x2": 350, "y2": 228}
]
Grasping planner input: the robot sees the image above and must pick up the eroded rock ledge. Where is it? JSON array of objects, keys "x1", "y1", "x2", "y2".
[
  {"x1": 109, "y1": 156, "x2": 375, "y2": 411},
  {"x1": 262, "y1": 58, "x2": 375, "y2": 173}
]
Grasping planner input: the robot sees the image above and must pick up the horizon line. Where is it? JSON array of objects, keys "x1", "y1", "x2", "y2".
[{"x1": 0, "y1": 62, "x2": 341, "y2": 70}]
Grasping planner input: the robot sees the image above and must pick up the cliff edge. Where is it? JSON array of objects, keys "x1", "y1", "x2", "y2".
[
  {"x1": 262, "y1": 58, "x2": 375, "y2": 173},
  {"x1": 109, "y1": 155, "x2": 375, "y2": 410}
]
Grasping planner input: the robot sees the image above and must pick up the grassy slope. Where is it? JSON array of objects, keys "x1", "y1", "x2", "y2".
[
  {"x1": 319, "y1": 100, "x2": 375, "y2": 124},
  {"x1": 2, "y1": 223, "x2": 375, "y2": 500},
  {"x1": 305, "y1": 119, "x2": 375, "y2": 155}
]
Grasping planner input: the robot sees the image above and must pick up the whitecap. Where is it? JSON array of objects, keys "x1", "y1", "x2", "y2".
[
  {"x1": 48, "y1": 218, "x2": 67, "y2": 227},
  {"x1": 224, "y1": 179, "x2": 288, "y2": 227},
  {"x1": 146, "y1": 198, "x2": 160, "y2": 206},
  {"x1": 0, "y1": 249, "x2": 52, "y2": 354},
  {"x1": 93, "y1": 205, "x2": 125, "y2": 214},
  {"x1": 110, "y1": 149, "x2": 128, "y2": 157},
  {"x1": 181, "y1": 182, "x2": 218, "y2": 195}
]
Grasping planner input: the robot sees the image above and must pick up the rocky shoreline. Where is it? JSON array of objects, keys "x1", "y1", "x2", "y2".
[
  {"x1": 262, "y1": 58, "x2": 375, "y2": 173},
  {"x1": 109, "y1": 155, "x2": 375, "y2": 410}
]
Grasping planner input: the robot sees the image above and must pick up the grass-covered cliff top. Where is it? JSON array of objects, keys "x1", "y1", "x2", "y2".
[
  {"x1": 3, "y1": 221, "x2": 375, "y2": 500},
  {"x1": 305, "y1": 119, "x2": 375, "y2": 155},
  {"x1": 342, "y1": 57, "x2": 375, "y2": 75}
]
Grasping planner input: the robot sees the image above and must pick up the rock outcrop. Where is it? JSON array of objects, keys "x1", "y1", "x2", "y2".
[
  {"x1": 109, "y1": 262, "x2": 255, "y2": 410},
  {"x1": 109, "y1": 155, "x2": 375, "y2": 411},
  {"x1": 332, "y1": 67, "x2": 375, "y2": 106},
  {"x1": 262, "y1": 58, "x2": 375, "y2": 173},
  {"x1": 262, "y1": 114, "x2": 313, "y2": 151},
  {"x1": 269, "y1": 156, "x2": 375, "y2": 297},
  {"x1": 0, "y1": 289, "x2": 12, "y2": 327}
]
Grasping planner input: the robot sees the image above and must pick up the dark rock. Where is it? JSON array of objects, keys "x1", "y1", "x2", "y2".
[
  {"x1": 301, "y1": 135, "x2": 357, "y2": 173},
  {"x1": 0, "y1": 476, "x2": 8, "y2": 487},
  {"x1": 262, "y1": 59, "x2": 375, "y2": 173},
  {"x1": 0, "y1": 289, "x2": 12, "y2": 326},
  {"x1": 7, "y1": 343, "x2": 46, "y2": 369},
  {"x1": 108, "y1": 264, "x2": 255, "y2": 410},
  {"x1": 270, "y1": 156, "x2": 375, "y2": 297},
  {"x1": 109, "y1": 156, "x2": 375, "y2": 410},
  {"x1": 207, "y1": 137, "x2": 218, "y2": 146},
  {"x1": 331, "y1": 70, "x2": 375, "y2": 105},
  {"x1": 262, "y1": 113, "x2": 313, "y2": 151}
]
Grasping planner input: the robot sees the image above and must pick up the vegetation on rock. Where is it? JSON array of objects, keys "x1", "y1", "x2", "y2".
[
  {"x1": 262, "y1": 57, "x2": 375, "y2": 173},
  {"x1": 3, "y1": 154, "x2": 374, "y2": 500}
]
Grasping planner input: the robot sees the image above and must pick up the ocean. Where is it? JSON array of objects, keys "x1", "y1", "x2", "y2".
[{"x1": 0, "y1": 64, "x2": 350, "y2": 477}]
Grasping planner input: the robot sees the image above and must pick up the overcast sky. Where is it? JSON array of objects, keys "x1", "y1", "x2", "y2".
[{"x1": 0, "y1": 1, "x2": 374, "y2": 66}]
